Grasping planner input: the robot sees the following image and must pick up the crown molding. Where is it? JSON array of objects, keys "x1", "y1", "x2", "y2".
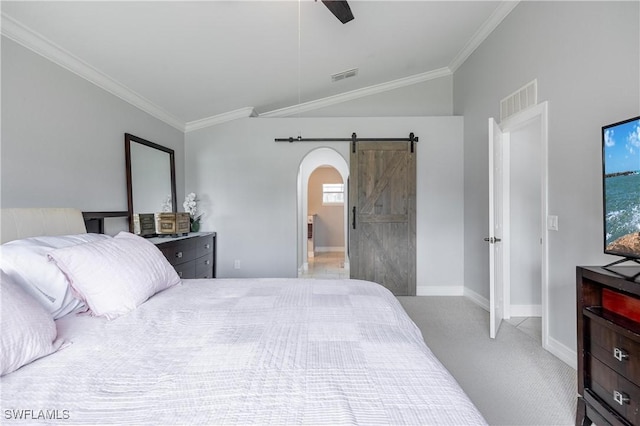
[
  {"x1": 1, "y1": 13, "x2": 185, "y2": 131},
  {"x1": 448, "y1": 0, "x2": 520, "y2": 72},
  {"x1": 259, "y1": 67, "x2": 452, "y2": 118},
  {"x1": 2, "y1": 1, "x2": 518, "y2": 132},
  {"x1": 184, "y1": 107, "x2": 257, "y2": 133}
]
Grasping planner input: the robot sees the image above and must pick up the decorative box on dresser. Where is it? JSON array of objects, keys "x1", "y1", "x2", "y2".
[
  {"x1": 577, "y1": 265, "x2": 640, "y2": 426},
  {"x1": 150, "y1": 232, "x2": 216, "y2": 279}
]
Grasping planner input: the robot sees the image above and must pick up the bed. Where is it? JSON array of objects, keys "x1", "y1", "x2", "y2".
[{"x1": 0, "y1": 208, "x2": 486, "y2": 425}]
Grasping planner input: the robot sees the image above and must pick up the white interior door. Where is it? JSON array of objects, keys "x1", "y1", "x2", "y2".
[
  {"x1": 488, "y1": 117, "x2": 506, "y2": 339},
  {"x1": 498, "y1": 101, "x2": 550, "y2": 353}
]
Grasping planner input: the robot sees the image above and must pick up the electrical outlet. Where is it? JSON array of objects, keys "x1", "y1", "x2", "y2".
[{"x1": 234, "y1": 260, "x2": 241, "y2": 269}]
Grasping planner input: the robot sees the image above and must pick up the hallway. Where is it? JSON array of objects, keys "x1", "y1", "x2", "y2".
[{"x1": 299, "y1": 252, "x2": 349, "y2": 279}]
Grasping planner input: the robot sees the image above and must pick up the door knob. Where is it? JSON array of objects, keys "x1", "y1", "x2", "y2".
[{"x1": 484, "y1": 237, "x2": 502, "y2": 243}]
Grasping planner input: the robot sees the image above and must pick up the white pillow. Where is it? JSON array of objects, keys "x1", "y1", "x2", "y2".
[
  {"x1": 0, "y1": 233, "x2": 112, "y2": 319},
  {"x1": 0, "y1": 270, "x2": 64, "y2": 376},
  {"x1": 48, "y1": 231, "x2": 181, "y2": 320}
]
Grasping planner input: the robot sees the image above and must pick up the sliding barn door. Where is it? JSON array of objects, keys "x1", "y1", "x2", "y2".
[{"x1": 349, "y1": 141, "x2": 416, "y2": 296}]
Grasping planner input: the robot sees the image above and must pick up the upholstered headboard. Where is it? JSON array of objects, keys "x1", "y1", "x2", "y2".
[{"x1": 0, "y1": 208, "x2": 87, "y2": 244}]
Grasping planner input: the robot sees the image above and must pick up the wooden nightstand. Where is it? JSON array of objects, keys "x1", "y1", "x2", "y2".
[
  {"x1": 577, "y1": 266, "x2": 640, "y2": 426},
  {"x1": 150, "y1": 232, "x2": 216, "y2": 279}
]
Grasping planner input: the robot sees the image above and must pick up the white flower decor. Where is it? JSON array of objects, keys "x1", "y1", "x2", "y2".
[
  {"x1": 183, "y1": 192, "x2": 203, "y2": 232},
  {"x1": 183, "y1": 192, "x2": 199, "y2": 218}
]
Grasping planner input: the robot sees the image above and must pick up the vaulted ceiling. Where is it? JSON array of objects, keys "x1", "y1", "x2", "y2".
[{"x1": 1, "y1": 1, "x2": 519, "y2": 131}]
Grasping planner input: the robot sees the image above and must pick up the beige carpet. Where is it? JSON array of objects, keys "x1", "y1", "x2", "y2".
[{"x1": 397, "y1": 296, "x2": 576, "y2": 426}]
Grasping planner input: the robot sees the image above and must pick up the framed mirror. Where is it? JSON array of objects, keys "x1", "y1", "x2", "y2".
[{"x1": 125, "y1": 133, "x2": 177, "y2": 232}]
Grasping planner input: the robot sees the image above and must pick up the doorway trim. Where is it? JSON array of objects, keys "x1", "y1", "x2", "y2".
[
  {"x1": 297, "y1": 147, "x2": 349, "y2": 274},
  {"x1": 498, "y1": 101, "x2": 549, "y2": 350}
]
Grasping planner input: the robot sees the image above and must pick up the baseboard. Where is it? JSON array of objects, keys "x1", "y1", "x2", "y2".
[
  {"x1": 463, "y1": 293, "x2": 542, "y2": 318},
  {"x1": 463, "y1": 287, "x2": 490, "y2": 311},
  {"x1": 462, "y1": 287, "x2": 577, "y2": 370},
  {"x1": 510, "y1": 304, "x2": 542, "y2": 317},
  {"x1": 545, "y1": 335, "x2": 577, "y2": 370},
  {"x1": 315, "y1": 246, "x2": 345, "y2": 253},
  {"x1": 417, "y1": 285, "x2": 464, "y2": 296}
]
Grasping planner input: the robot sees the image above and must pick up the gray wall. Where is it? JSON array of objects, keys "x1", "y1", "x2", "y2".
[
  {"x1": 184, "y1": 116, "x2": 465, "y2": 294},
  {"x1": 454, "y1": 1, "x2": 639, "y2": 353},
  {"x1": 297, "y1": 76, "x2": 453, "y2": 117},
  {"x1": 1, "y1": 37, "x2": 184, "y2": 221}
]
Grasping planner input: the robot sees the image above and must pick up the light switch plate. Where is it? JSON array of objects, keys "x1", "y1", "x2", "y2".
[{"x1": 547, "y1": 215, "x2": 558, "y2": 231}]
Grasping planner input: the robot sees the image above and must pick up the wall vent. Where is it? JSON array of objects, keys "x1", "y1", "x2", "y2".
[
  {"x1": 500, "y1": 79, "x2": 537, "y2": 121},
  {"x1": 331, "y1": 68, "x2": 358, "y2": 83}
]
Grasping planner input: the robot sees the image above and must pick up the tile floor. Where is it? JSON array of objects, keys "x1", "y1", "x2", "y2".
[{"x1": 299, "y1": 251, "x2": 349, "y2": 279}]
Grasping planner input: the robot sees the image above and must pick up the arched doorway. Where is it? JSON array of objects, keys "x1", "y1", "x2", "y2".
[{"x1": 297, "y1": 148, "x2": 349, "y2": 275}]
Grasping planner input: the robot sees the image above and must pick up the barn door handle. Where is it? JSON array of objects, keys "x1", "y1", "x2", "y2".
[{"x1": 352, "y1": 206, "x2": 356, "y2": 229}]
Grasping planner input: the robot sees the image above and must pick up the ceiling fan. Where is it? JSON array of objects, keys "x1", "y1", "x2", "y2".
[{"x1": 320, "y1": 0, "x2": 354, "y2": 24}]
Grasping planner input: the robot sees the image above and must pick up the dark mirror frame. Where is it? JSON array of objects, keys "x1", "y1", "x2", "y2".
[{"x1": 125, "y1": 133, "x2": 177, "y2": 233}]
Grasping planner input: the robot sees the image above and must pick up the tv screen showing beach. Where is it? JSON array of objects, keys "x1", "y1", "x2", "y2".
[{"x1": 603, "y1": 116, "x2": 640, "y2": 258}]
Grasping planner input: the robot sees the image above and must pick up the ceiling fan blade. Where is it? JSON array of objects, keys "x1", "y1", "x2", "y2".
[{"x1": 321, "y1": 0, "x2": 354, "y2": 24}]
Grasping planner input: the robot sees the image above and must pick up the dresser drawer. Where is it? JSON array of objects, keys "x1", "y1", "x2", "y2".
[
  {"x1": 196, "y1": 235, "x2": 214, "y2": 258},
  {"x1": 589, "y1": 319, "x2": 640, "y2": 384},
  {"x1": 158, "y1": 238, "x2": 196, "y2": 266},
  {"x1": 152, "y1": 232, "x2": 216, "y2": 278},
  {"x1": 589, "y1": 355, "x2": 640, "y2": 424},
  {"x1": 174, "y1": 259, "x2": 196, "y2": 279},
  {"x1": 195, "y1": 253, "x2": 214, "y2": 278}
]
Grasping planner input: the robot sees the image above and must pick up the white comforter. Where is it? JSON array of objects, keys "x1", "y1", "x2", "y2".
[{"x1": 1, "y1": 278, "x2": 486, "y2": 425}]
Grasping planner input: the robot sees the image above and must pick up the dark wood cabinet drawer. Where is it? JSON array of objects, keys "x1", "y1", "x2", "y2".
[
  {"x1": 153, "y1": 232, "x2": 216, "y2": 279},
  {"x1": 196, "y1": 237, "x2": 214, "y2": 258},
  {"x1": 578, "y1": 266, "x2": 640, "y2": 426},
  {"x1": 159, "y1": 238, "x2": 196, "y2": 266},
  {"x1": 589, "y1": 319, "x2": 640, "y2": 384},
  {"x1": 174, "y1": 260, "x2": 196, "y2": 279},
  {"x1": 195, "y1": 253, "x2": 214, "y2": 278},
  {"x1": 589, "y1": 355, "x2": 640, "y2": 424}
]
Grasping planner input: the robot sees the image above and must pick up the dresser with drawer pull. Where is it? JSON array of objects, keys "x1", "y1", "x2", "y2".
[
  {"x1": 150, "y1": 232, "x2": 216, "y2": 279},
  {"x1": 577, "y1": 266, "x2": 640, "y2": 426}
]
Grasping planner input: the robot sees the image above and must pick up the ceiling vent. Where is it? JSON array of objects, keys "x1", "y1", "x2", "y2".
[
  {"x1": 500, "y1": 79, "x2": 537, "y2": 122},
  {"x1": 331, "y1": 68, "x2": 358, "y2": 83}
]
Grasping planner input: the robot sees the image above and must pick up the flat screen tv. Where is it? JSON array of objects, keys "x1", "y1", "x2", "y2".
[{"x1": 602, "y1": 115, "x2": 640, "y2": 265}]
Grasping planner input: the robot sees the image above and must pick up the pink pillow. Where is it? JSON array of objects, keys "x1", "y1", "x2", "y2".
[
  {"x1": 0, "y1": 233, "x2": 112, "y2": 319},
  {"x1": 1, "y1": 271, "x2": 64, "y2": 376},
  {"x1": 48, "y1": 232, "x2": 180, "y2": 320}
]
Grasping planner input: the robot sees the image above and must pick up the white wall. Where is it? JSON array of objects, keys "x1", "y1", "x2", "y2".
[
  {"x1": 294, "y1": 76, "x2": 454, "y2": 117},
  {"x1": 1, "y1": 38, "x2": 185, "y2": 219},
  {"x1": 185, "y1": 116, "x2": 464, "y2": 295},
  {"x1": 454, "y1": 1, "x2": 639, "y2": 355},
  {"x1": 509, "y1": 120, "x2": 542, "y2": 308}
]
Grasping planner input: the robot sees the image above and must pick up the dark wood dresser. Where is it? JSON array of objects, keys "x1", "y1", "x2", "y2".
[
  {"x1": 151, "y1": 232, "x2": 216, "y2": 279},
  {"x1": 577, "y1": 265, "x2": 640, "y2": 426}
]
